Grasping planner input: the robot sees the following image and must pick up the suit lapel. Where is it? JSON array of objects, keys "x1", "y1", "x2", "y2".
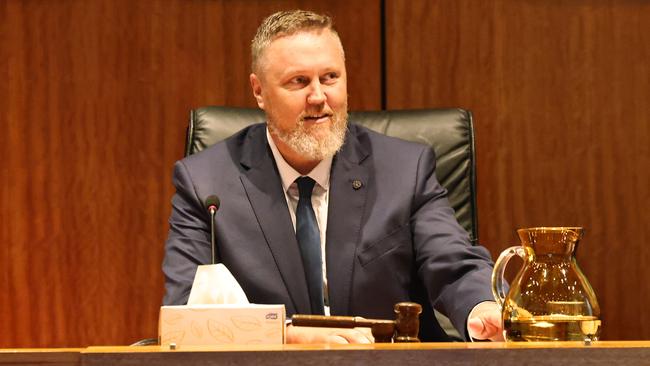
[
  {"x1": 238, "y1": 126, "x2": 311, "y2": 314},
  {"x1": 326, "y1": 126, "x2": 370, "y2": 315}
]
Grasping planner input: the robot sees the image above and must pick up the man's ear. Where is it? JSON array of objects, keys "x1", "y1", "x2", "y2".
[{"x1": 250, "y1": 73, "x2": 265, "y2": 109}]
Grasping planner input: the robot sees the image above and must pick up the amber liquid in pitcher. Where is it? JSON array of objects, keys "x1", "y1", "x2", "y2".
[
  {"x1": 504, "y1": 315, "x2": 601, "y2": 342},
  {"x1": 493, "y1": 227, "x2": 602, "y2": 342}
]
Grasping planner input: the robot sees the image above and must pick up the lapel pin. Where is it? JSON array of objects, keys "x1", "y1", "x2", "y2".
[{"x1": 352, "y1": 179, "x2": 363, "y2": 190}]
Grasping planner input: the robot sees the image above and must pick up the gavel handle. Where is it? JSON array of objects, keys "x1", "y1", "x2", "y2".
[
  {"x1": 291, "y1": 315, "x2": 396, "y2": 343},
  {"x1": 291, "y1": 314, "x2": 382, "y2": 328}
]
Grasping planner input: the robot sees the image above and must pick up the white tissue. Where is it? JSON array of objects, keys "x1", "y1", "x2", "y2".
[{"x1": 187, "y1": 264, "x2": 249, "y2": 305}]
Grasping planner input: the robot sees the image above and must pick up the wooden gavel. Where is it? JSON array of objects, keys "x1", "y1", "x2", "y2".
[{"x1": 291, "y1": 302, "x2": 422, "y2": 343}]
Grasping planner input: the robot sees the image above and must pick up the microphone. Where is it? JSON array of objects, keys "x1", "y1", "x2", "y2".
[
  {"x1": 205, "y1": 195, "x2": 220, "y2": 214},
  {"x1": 204, "y1": 195, "x2": 221, "y2": 264}
]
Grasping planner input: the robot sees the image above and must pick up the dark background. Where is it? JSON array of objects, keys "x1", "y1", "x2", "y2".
[{"x1": 1, "y1": 0, "x2": 648, "y2": 347}]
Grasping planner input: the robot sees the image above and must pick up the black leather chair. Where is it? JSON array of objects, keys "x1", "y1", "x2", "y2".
[
  {"x1": 132, "y1": 107, "x2": 479, "y2": 346},
  {"x1": 186, "y1": 106, "x2": 479, "y2": 245}
]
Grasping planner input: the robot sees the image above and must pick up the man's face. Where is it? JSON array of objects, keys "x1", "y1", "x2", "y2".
[{"x1": 250, "y1": 28, "x2": 348, "y2": 161}]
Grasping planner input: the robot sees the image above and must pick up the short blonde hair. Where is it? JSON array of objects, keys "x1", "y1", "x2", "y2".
[{"x1": 251, "y1": 10, "x2": 340, "y2": 73}]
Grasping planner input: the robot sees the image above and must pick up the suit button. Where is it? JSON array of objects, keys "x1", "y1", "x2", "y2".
[{"x1": 352, "y1": 179, "x2": 363, "y2": 190}]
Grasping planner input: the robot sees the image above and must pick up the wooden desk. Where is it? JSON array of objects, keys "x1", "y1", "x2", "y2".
[
  {"x1": 3, "y1": 342, "x2": 650, "y2": 366},
  {"x1": 0, "y1": 348, "x2": 81, "y2": 366},
  {"x1": 82, "y1": 342, "x2": 650, "y2": 366}
]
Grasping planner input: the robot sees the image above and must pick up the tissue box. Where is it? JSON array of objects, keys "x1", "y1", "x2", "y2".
[{"x1": 159, "y1": 304, "x2": 285, "y2": 345}]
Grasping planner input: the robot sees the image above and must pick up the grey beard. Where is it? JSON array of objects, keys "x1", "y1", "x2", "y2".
[{"x1": 268, "y1": 110, "x2": 348, "y2": 161}]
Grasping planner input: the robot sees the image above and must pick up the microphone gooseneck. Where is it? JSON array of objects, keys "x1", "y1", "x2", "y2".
[{"x1": 204, "y1": 195, "x2": 220, "y2": 264}]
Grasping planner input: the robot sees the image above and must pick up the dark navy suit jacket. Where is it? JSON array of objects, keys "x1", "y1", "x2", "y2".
[{"x1": 162, "y1": 123, "x2": 495, "y2": 341}]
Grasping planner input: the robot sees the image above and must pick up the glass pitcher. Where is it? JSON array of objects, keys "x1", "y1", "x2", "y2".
[{"x1": 492, "y1": 227, "x2": 601, "y2": 342}]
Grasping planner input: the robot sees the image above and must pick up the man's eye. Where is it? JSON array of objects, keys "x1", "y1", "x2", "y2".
[
  {"x1": 321, "y1": 73, "x2": 338, "y2": 83},
  {"x1": 290, "y1": 77, "x2": 308, "y2": 85}
]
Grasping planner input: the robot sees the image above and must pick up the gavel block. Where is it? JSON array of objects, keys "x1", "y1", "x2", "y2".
[{"x1": 291, "y1": 302, "x2": 422, "y2": 343}]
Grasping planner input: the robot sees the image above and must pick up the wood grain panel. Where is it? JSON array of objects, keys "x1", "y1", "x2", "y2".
[
  {"x1": 0, "y1": 0, "x2": 380, "y2": 347},
  {"x1": 386, "y1": 0, "x2": 650, "y2": 340}
]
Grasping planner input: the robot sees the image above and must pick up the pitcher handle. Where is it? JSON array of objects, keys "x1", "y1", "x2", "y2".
[{"x1": 491, "y1": 246, "x2": 526, "y2": 309}]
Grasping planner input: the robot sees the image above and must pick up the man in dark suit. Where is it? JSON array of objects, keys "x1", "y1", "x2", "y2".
[{"x1": 162, "y1": 10, "x2": 502, "y2": 343}]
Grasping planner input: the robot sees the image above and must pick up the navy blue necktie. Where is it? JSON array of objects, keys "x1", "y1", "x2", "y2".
[{"x1": 295, "y1": 176, "x2": 325, "y2": 315}]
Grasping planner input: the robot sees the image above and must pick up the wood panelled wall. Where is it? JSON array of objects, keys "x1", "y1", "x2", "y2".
[
  {"x1": 0, "y1": 0, "x2": 380, "y2": 347},
  {"x1": 0, "y1": 0, "x2": 647, "y2": 347},
  {"x1": 386, "y1": 0, "x2": 650, "y2": 341}
]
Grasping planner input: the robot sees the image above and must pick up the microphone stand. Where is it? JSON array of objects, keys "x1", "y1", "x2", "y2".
[{"x1": 209, "y1": 206, "x2": 217, "y2": 264}]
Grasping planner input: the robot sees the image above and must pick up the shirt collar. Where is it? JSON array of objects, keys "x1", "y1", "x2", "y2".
[{"x1": 266, "y1": 127, "x2": 332, "y2": 192}]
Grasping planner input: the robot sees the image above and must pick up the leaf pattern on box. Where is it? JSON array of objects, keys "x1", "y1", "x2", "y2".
[
  {"x1": 207, "y1": 319, "x2": 234, "y2": 343},
  {"x1": 188, "y1": 308, "x2": 211, "y2": 313},
  {"x1": 190, "y1": 320, "x2": 204, "y2": 339},
  {"x1": 161, "y1": 330, "x2": 185, "y2": 345},
  {"x1": 264, "y1": 328, "x2": 279, "y2": 338},
  {"x1": 230, "y1": 315, "x2": 262, "y2": 331},
  {"x1": 162, "y1": 312, "x2": 184, "y2": 326}
]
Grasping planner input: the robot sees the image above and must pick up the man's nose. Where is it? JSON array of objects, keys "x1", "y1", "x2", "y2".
[{"x1": 306, "y1": 81, "x2": 326, "y2": 105}]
